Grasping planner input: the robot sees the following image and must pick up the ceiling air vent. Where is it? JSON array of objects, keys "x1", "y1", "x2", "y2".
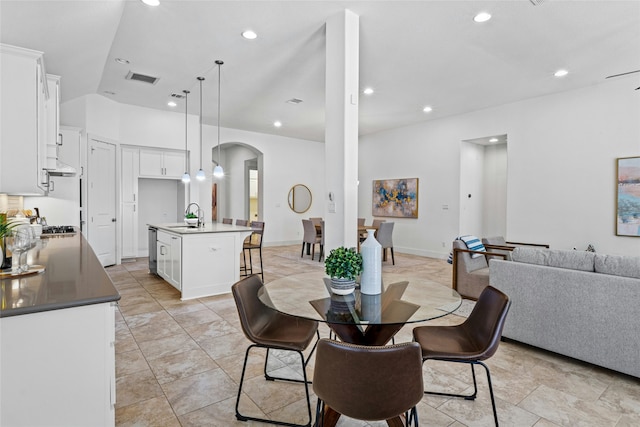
[
  {"x1": 126, "y1": 71, "x2": 159, "y2": 85},
  {"x1": 529, "y1": 0, "x2": 545, "y2": 5},
  {"x1": 170, "y1": 93, "x2": 185, "y2": 99},
  {"x1": 286, "y1": 98, "x2": 303, "y2": 104}
]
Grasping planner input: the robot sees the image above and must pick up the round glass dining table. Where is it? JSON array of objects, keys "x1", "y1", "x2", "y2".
[{"x1": 259, "y1": 271, "x2": 461, "y2": 346}]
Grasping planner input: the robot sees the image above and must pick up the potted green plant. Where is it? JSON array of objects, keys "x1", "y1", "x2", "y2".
[
  {"x1": 324, "y1": 246, "x2": 363, "y2": 295},
  {"x1": 184, "y1": 212, "x2": 199, "y2": 226},
  {"x1": 0, "y1": 216, "x2": 17, "y2": 269}
]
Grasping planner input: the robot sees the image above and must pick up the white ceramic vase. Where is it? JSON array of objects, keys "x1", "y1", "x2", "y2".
[{"x1": 360, "y1": 229, "x2": 382, "y2": 295}]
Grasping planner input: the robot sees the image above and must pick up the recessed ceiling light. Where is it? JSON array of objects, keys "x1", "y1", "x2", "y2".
[
  {"x1": 554, "y1": 69, "x2": 569, "y2": 77},
  {"x1": 363, "y1": 87, "x2": 374, "y2": 95},
  {"x1": 489, "y1": 138, "x2": 498, "y2": 143},
  {"x1": 115, "y1": 58, "x2": 130, "y2": 65},
  {"x1": 242, "y1": 30, "x2": 258, "y2": 40},
  {"x1": 423, "y1": 106, "x2": 433, "y2": 113},
  {"x1": 167, "y1": 101, "x2": 177, "y2": 107},
  {"x1": 473, "y1": 12, "x2": 492, "y2": 23},
  {"x1": 141, "y1": 0, "x2": 160, "y2": 6},
  {"x1": 273, "y1": 121, "x2": 282, "y2": 128}
]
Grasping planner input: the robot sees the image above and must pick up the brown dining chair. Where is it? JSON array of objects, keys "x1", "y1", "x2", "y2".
[
  {"x1": 222, "y1": 218, "x2": 233, "y2": 224},
  {"x1": 236, "y1": 219, "x2": 249, "y2": 226},
  {"x1": 412, "y1": 286, "x2": 511, "y2": 426},
  {"x1": 232, "y1": 275, "x2": 320, "y2": 427},
  {"x1": 242, "y1": 221, "x2": 265, "y2": 281},
  {"x1": 313, "y1": 339, "x2": 423, "y2": 427}
]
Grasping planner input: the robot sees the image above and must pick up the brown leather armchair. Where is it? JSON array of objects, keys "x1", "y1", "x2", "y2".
[
  {"x1": 232, "y1": 275, "x2": 320, "y2": 427},
  {"x1": 313, "y1": 339, "x2": 423, "y2": 427},
  {"x1": 413, "y1": 286, "x2": 511, "y2": 426}
]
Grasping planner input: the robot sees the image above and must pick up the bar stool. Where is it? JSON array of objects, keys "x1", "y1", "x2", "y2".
[{"x1": 241, "y1": 221, "x2": 265, "y2": 281}]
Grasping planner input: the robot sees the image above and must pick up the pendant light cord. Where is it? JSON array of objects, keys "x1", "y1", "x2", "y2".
[
  {"x1": 183, "y1": 90, "x2": 189, "y2": 171},
  {"x1": 216, "y1": 60, "x2": 223, "y2": 164},
  {"x1": 197, "y1": 77, "x2": 204, "y2": 170}
]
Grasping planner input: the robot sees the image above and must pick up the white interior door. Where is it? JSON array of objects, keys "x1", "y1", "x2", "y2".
[{"x1": 88, "y1": 139, "x2": 117, "y2": 266}]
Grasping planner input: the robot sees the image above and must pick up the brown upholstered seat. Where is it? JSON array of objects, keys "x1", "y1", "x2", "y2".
[
  {"x1": 412, "y1": 286, "x2": 511, "y2": 426},
  {"x1": 232, "y1": 275, "x2": 319, "y2": 427},
  {"x1": 313, "y1": 339, "x2": 423, "y2": 426},
  {"x1": 222, "y1": 218, "x2": 232, "y2": 224}
]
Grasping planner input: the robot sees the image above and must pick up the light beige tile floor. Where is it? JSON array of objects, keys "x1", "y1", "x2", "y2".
[{"x1": 108, "y1": 245, "x2": 640, "y2": 427}]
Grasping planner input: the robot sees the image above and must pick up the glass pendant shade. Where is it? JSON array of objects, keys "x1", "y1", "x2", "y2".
[
  {"x1": 182, "y1": 172, "x2": 191, "y2": 183},
  {"x1": 195, "y1": 169, "x2": 206, "y2": 180},
  {"x1": 213, "y1": 165, "x2": 224, "y2": 178}
]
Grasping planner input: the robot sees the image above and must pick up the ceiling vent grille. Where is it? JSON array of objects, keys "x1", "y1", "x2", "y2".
[
  {"x1": 126, "y1": 71, "x2": 159, "y2": 85},
  {"x1": 170, "y1": 93, "x2": 185, "y2": 99},
  {"x1": 529, "y1": 0, "x2": 545, "y2": 5},
  {"x1": 286, "y1": 98, "x2": 304, "y2": 104}
]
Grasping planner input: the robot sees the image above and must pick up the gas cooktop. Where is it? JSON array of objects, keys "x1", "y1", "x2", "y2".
[{"x1": 41, "y1": 225, "x2": 77, "y2": 236}]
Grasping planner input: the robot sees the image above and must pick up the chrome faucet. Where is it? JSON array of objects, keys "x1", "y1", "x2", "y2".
[{"x1": 185, "y1": 203, "x2": 205, "y2": 228}]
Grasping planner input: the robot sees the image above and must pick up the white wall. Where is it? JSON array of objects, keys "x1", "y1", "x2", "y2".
[
  {"x1": 359, "y1": 78, "x2": 640, "y2": 257},
  {"x1": 482, "y1": 143, "x2": 507, "y2": 237}
]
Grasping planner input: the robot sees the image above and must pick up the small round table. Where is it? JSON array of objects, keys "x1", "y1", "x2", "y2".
[{"x1": 259, "y1": 271, "x2": 461, "y2": 345}]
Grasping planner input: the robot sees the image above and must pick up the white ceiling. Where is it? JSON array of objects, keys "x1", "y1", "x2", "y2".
[{"x1": 1, "y1": 0, "x2": 639, "y2": 142}]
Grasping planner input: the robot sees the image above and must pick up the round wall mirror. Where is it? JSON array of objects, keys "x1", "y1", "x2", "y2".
[{"x1": 288, "y1": 184, "x2": 312, "y2": 213}]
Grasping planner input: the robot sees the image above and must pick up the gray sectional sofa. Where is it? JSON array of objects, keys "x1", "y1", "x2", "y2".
[{"x1": 490, "y1": 247, "x2": 640, "y2": 378}]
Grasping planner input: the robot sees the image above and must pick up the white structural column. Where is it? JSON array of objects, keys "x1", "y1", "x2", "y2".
[{"x1": 324, "y1": 9, "x2": 359, "y2": 251}]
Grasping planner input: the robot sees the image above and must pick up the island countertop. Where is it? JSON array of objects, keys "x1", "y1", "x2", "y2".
[
  {"x1": 149, "y1": 222, "x2": 253, "y2": 234},
  {"x1": 0, "y1": 233, "x2": 120, "y2": 318}
]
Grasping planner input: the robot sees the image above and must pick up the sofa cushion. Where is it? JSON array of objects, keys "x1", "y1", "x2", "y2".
[
  {"x1": 594, "y1": 254, "x2": 640, "y2": 279},
  {"x1": 512, "y1": 247, "x2": 595, "y2": 272}
]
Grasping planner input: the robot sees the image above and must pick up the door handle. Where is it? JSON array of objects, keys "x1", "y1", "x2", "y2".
[{"x1": 112, "y1": 218, "x2": 117, "y2": 222}]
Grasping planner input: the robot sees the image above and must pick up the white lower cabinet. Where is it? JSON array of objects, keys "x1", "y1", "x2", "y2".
[
  {"x1": 0, "y1": 302, "x2": 116, "y2": 426},
  {"x1": 157, "y1": 230, "x2": 181, "y2": 290}
]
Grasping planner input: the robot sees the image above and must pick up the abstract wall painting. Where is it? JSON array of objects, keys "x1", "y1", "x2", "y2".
[
  {"x1": 616, "y1": 156, "x2": 640, "y2": 237},
  {"x1": 372, "y1": 178, "x2": 419, "y2": 218}
]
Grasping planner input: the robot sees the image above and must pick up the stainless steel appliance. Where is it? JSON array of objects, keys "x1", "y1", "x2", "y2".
[
  {"x1": 41, "y1": 225, "x2": 77, "y2": 237},
  {"x1": 148, "y1": 226, "x2": 157, "y2": 275}
]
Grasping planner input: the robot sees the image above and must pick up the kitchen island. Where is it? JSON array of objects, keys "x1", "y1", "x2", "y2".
[
  {"x1": 0, "y1": 231, "x2": 120, "y2": 427},
  {"x1": 149, "y1": 222, "x2": 253, "y2": 300}
]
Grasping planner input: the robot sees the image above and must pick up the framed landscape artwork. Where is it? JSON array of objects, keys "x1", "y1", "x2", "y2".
[
  {"x1": 372, "y1": 178, "x2": 419, "y2": 218},
  {"x1": 616, "y1": 156, "x2": 640, "y2": 237}
]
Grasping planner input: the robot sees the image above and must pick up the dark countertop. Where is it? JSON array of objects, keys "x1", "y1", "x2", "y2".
[{"x1": 0, "y1": 233, "x2": 120, "y2": 318}]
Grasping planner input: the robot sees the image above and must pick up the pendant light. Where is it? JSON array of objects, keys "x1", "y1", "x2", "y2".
[
  {"x1": 195, "y1": 77, "x2": 206, "y2": 181},
  {"x1": 212, "y1": 60, "x2": 224, "y2": 178},
  {"x1": 181, "y1": 89, "x2": 191, "y2": 183}
]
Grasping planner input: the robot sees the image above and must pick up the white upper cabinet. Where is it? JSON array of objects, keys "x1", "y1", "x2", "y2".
[
  {"x1": 139, "y1": 148, "x2": 187, "y2": 179},
  {"x1": 0, "y1": 44, "x2": 51, "y2": 195},
  {"x1": 45, "y1": 74, "x2": 61, "y2": 170}
]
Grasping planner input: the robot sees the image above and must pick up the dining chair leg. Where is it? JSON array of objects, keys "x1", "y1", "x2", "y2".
[
  {"x1": 301, "y1": 242, "x2": 306, "y2": 258},
  {"x1": 391, "y1": 247, "x2": 395, "y2": 265},
  {"x1": 422, "y1": 360, "x2": 499, "y2": 426},
  {"x1": 237, "y1": 343, "x2": 314, "y2": 427}
]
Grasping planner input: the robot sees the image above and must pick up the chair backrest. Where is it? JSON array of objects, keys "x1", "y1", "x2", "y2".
[
  {"x1": 236, "y1": 219, "x2": 249, "y2": 226},
  {"x1": 376, "y1": 222, "x2": 394, "y2": 248},
  {"x1": 371, "y1": 218, "x2": 385, "y2": 229},
  {"x1": 357, "y1": 218, "x2": 365, "y2": 226},
  {"x1": 309, "y1": 217, "x2": 322, "y2": 227},
  {"x1": 231, "y1": 275, "x2": 272, "y2": 345},
  {"x1": 248, "y1": 221, "x2": 265, "y2": 247},
  {"x1": 482, "y1": 236, "x2": 507, "y2": 246},
  {"x1": 463, "y1": 286, "x2": 511, "y2": 360},
  {"x1": 302, "y1": 219, "x2": 318, "y2": 243},
  {"x1": 453, "y1": 240, "x2": 488, "y2": 272},
  {"x1": 313, "y1": 339, "x2": 424, "y2": 421},
  {"x1": 222, "y1": 218, "x2": 233, "y2": 224},
  {"x1": 320, "y1": 220, "x2": 325, "y2": 245}
]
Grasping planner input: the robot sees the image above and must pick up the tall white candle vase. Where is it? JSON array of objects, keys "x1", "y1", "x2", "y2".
[{"x1": 360, "y1": 229, "x2": 382, "y2": 294}]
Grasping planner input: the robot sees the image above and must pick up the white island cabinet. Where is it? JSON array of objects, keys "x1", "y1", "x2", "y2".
[{"x1": 150, "y1": 223, "x2": 253, "y2": 299}]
